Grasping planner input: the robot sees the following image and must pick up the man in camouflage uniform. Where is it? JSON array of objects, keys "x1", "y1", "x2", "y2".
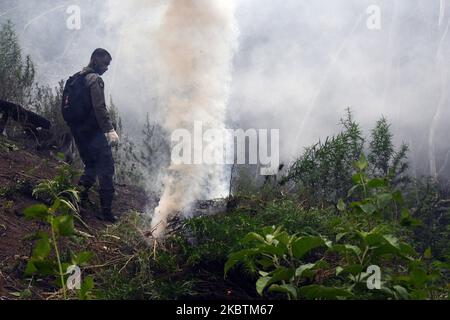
[{"x1": 71, "y1": 48, "x2": 119, "y2": 222}]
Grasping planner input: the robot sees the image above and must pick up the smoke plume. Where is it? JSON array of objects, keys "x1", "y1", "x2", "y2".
[{"x1": 150, "y1": 0, "x2": 238, "y2": 238}]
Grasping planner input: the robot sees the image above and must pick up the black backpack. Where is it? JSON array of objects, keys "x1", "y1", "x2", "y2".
[{"x1": 61, "y1": 72, "x2": 92, "y2": 126}]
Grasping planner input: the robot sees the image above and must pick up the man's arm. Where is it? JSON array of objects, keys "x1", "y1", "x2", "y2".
[{"x1": 87, "y1": 75, "x2": 114, "y2": 133}]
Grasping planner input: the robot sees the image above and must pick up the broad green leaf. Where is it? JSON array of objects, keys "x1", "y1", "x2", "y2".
[
  {"x1": 331, "y1": 244, "x2": 361, "y2": 257},
  {"x1": 275, "y1": 231, "x2": 292, "y2": 246},
  {"x1": 24, "y1": 261, "x2": 37, "y2": 275},
  {"x1": 79, "y1": 276, "x2": 95, "y2": 300},
  {"x1": 367, "y1": 178, "x2": 387, "y2": 189},
  {"x1": 73, "y1": 251, "x2": 94, "y2": 266},
  {"x1": 383, "y1": 234, "x2": 400, "y2": 249},
  {"x1": 51, "y1": 198, "x2": 61, "y2": 212},
  {"x1": 256, "y1": 276, "x2": 271, "y2": 296},
  {"x1": 292, "y1": 236, "x2": 325, "y2": 259},
  {"x1": 365, "y1": 232, "x2": 399, "y2": 250},
  {"x1": 354, "y1": 155, "x2": 368, "y2": 171},
  {"x1": 32, "y1": 260, "x2": 57, "y2": 276},
  {"x1": 257, "y1": 257, "x2": 274, "y2": 269},
  {"x1": 33, "y1": 237, "x2": 51, "y2": 260},
  {"x1": 373, "y1": 244, "x2": 400, "y2": 256},
  {"x1": 298, "y1": 285, "x2": 353, "y2": 300},
  {"x1": 355, "y1": 230, "x2": 368, "y2": 241},
  {"x1": 266, "y1": 267, "x2": 295, "y2": 287},
  {"x1": 24, "y1": 204, "x2": 49, "y2": 221},
  {"x1": 244, "y1": 232, "x2": 265, "y2": 243},
  {"x1": 335, "y1": 232, "x2": 347, "y2": 242},
  {"x1": 54, "y1": 215, "x2": 74, "y2": 236},
  {"x1": 337, "y1": 199, "x2": 346, "y2": 212},
  {"x1": 352, "y1": 173, "x2": 362, "y2": 185},
  {"x1": 268, "y1": 284, "x2": 298, "y2": 299},
  {"x1": 393, "y1": 285, "x2": 409, "y2": 300},
  {"x1": 358, "y1": 203, "x2": 376, "y2": 215},
  {"x1": 295, "y1": 263, "x2": 316, "y2": 278},
  {"x1": 259, "y1": 243, "x2": 286, "y2": 256},
  {"x1": 335, "y1": 264, "x2": 363, "y2": 276},
  {"x1": 261, "y1": 226, "x2": 276, "y2": 235},
  {"x1": 424, "y1": 247, "x2": 432, "y2": 260}
]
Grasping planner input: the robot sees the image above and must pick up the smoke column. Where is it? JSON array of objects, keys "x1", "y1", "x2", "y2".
[{"x1": 150, "y1": 0, "x2": 238, "y2": 238}]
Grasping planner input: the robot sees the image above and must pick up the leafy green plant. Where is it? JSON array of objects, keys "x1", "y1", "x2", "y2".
[
  {"x1": 32, "y1": 162, "x2": 80, "y2": 204},
  {"x1": 330, "y1": 227, "x2": 418, "y2": 299},
  {"x1": 368, "y1": 117, "x2": 409, "y2": 185},
  {"x1": 338, "y1": 154, "x2": 410, "y2": 223},
  {"x1": 223, "y1": 224, "x2": 444, "y2": 300},
  {"x1": 0, "y1": 20, "x2": 35, "y2": 105},
  {"x1": 285, "y1": 109, "x2": 364, "y2": 205},
  {"x1": 23, "y1": 189, "x2": 95, "y2": 300},
  {"x1": 0, "y1": 139, "x2": 19, "y2": 152},
  {"x1": 224, "y1": 226, "x2": 345, "y2": 300},
  {"x1": 284, "y1": 110, "x2": 409, "y2": 207},
  {"x1": 225, "y1": 155, "x2": 449, "y2": 300}
]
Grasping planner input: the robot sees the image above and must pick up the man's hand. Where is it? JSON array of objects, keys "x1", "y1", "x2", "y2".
[{"x1": 105, "y1": 129, "x2": 119, "y2": 147}]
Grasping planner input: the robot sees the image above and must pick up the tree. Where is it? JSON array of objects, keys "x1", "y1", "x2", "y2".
[
  {"x1": 286, "y1": 109, "x2": 365, "y2": 204},
  {"x1": 368, "y1": 117, "x2": 409, "y2": 185},
  {"x1": 138, "y1": 113, "x2": 170, "y2": 193},
  {"x1": 285, "y1": 109, "x2": 409, "y2": 206},
  {"x1": 0, "y1": 20, "x2": 35, "y2": 105}
]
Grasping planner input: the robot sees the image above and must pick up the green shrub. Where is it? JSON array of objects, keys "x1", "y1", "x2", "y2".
[
  {"x1": 285, "y1": 110, "x2": 409, "y2": 207},
  {"x1": 23, "y1": 189, "x2": 95, "y2": 300},
  {"x1": 226, "y1": 157, "x2": 449, "y2": 300}
]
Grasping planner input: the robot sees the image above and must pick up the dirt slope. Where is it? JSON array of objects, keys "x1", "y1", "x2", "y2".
[{"x1": 0, "y1": 136, "x2": 149, "y2": 298}]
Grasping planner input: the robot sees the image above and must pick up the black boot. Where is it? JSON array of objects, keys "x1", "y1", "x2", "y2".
[
  {"x1": 99, "y1": 190, "x2": 117, "y2": 223},
  {"x1": 78, "y1": 183, "x2": 96, "y2": 209}
]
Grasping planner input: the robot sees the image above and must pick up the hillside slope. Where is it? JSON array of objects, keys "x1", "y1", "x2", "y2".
[{"x1": 0, "y1": 135, "x2": 149, "y2": 299}]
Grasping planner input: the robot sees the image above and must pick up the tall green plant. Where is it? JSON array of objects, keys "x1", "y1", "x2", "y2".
[
  {"x1": 285, "y1": 110, "x2": 409, "y2": 206},
  {"x1": 286, "y1": 109, "x2": 364, "y2": 204},
  {"x1": 0, "y1": 20, "x2": 35, "y2": 105},
  {"x1": 24, "y1": 190, "x2": 95, "y2": 300},
  {"x1": 368, "y1": 117, "x2": 409, "y2": 185}
]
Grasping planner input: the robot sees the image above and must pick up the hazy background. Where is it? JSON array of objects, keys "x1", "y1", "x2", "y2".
[{"x1": 1, "y1": 0, "x2": 450, "y2": 178}]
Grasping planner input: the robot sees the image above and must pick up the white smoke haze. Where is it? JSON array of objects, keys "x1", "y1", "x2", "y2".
[
  {"x1": 2, "y1": 0, "x2": 450, "y2": 232},
  {"x1": 150, "y1": 0, "x2": 238, "y2": 238}
]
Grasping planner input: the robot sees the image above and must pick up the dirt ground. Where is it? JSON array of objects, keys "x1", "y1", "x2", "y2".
[{"x1": 0, "y1": 135, "x2": 149, "y2": 299}]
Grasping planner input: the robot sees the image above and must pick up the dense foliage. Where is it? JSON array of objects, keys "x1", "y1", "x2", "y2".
[{"x1": 1, "y1": 21, "x2": 449, "y2": 300}]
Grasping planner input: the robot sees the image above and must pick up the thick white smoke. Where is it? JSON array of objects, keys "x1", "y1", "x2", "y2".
[
  {"x1": 3, "y1": 0, "x2": 450, "y2": 200},
  {"x1": 150, "y1": 0, "x2": 238, "y2": 238}
]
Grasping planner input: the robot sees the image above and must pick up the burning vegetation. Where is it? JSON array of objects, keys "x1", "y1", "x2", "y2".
[{"x1": 0, "y1": 4, "x2": 449, "y2": 301}]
